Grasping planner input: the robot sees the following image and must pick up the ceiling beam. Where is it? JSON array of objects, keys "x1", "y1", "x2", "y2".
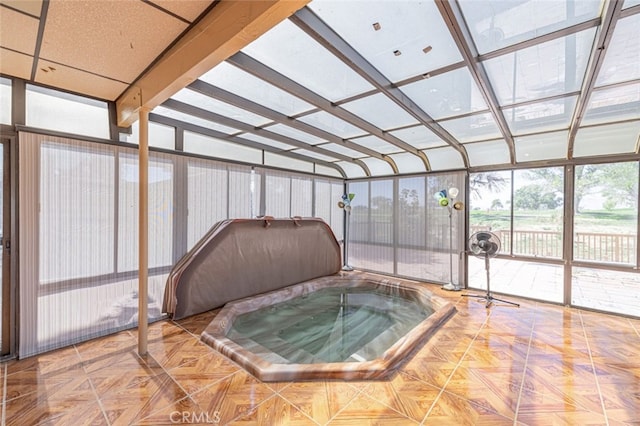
[
  {"x1": 187, "y1": 79, "x2": 393, "y2": 163},
  {"x1": 161, "y1": 98, "x2": 362, "y2": 165},
  {"x1": 436, "y1": 0, "x2": 516, "y2": 165},
  {"x1": 477, "y1": 18, "x2": 601, "y2": 62},
  {"x1": 149, "y1": 113, "x2": 351, "y2": 177},
  {"x1": 228, "y1": 51, "x2": 425, "y2": 173},
  {"x1": 567, "y1": 0, "x2": 624, "y2": 159},
  {"x1": 115, "y1": 0, "x2": 310, "y2": 127},
  {"x1": 291, "y1": 8, "x2": 456, "y2": 169}
]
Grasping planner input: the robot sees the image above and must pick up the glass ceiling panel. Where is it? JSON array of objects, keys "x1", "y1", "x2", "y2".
[
  {"x1": 297, "y1": 110, "x2": 365, "y2": 138},
  {"x1": 503, "y1": 95, "x2": 578, "y2": 135},
  {"x1": 199, "y1": 62, "x2": 314, "y2": 116},
  {"x1": 574, "y1": 121, "x2": 640, "y2": 157},
  {"x1": 153, "y1": 106, "x2": 240, "y2": 134},
  {"x1": 423, "y1": 146, "x2": 465, "y2": 171},
  {"x1": 335, "y1": 160, "x2": 367, "y2": 178},
  {"x1": 290, "y1": 148, "x2": 340, "y2": 163},
  {"x1": 388, "y1": 152, "x2": 426, "y2": 174},
  {"x1": 184, "y1": 131, "x2": 262, "y2": 164},
  {"x1": 459, "y1": 0, "x2": 602, "y2": 54},
  {"x1": 315, "y1": 164, "x2": 343, "y2": 178},
  {"x1": 348, "y1": 135, "x2": 402, "y2": 154},
  {"x1": 242, "y1": 19, "x2": 374, "y2": 102},
  {"x1": 624, "y1": 0, "x2": 640, "y2": 8},
  {"x1": 595, "y1": 14, "x2": 640, "y2": 86},
  {"x1": 172, "y1": 88, "x2": 272, "y2": 127},
  {"x1": 341, "y1": 93, "x2": 419, "y2": 130},
  {"x1": 465, "y1": 140, "x2": 511, "y2": 167},
  {"x1": 264, "y1": 123, "x2": 327, "y2": 145},
  {"x1": 514, "y1": 130, "x2": 568, "y2": 162},
  {"x1": 439, "y1": 112, "x2": 501, "y2": 143},
  {"x1": 317, "y1": 143, "x2": 368, "y2": 158},
  {"x1": 483, "y1": 28, "x2": 596, "y2": 105},
  {"x1": 359, "y1": 157, "x2": 394, "y2": 176},
  {"x1": 401, "y1": 67, "x2": 488, "y2": 120},
  {"x1": 308, "y1": 0, "x2": 462, "y2": 83},
  {"x1": 388, "y1": 125, "x2": 448, "y2": 149},
  {"x1": 264, "y1": 152, "x2": 314, "y2": 173},
  {"x1": 237, "y1": 133, "x2": 296, "y2": 151},
  {"x1": 583, "y1": 82, "x2": 640, "y2": 126}
]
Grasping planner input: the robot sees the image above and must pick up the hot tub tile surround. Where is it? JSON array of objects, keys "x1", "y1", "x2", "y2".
[{"x1": 201, "y1": 271, "x2": 456, "y2": 381}]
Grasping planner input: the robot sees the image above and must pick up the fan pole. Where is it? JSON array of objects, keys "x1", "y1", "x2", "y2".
[
  {"x1": 485, "y1": 252, "x2": 491, "y2": 300},
  {"x1": 464, "y1": 231, "x2": 520, "y2": 308},
  {"x1": 448, "y1": 208, "x2": 455, "y2": 289}
]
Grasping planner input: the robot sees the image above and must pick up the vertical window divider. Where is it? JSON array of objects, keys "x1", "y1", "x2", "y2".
[
  {"x1": 173, "y1": 156, "x2": 188, "y2": 263},
  {"x1": 392, "y1": 177, "x2": 399, "y2": 276},
  {"x1": 226, "y1": 165, "x2": 231, "y2": 220},
  {"x1": 311, "y1": 177, "x2": 316, "y2": 218},
  {"x1": 636, "y1": 161, "x2": 640, "y2": 269},
  {"x1": 113, "y1": 147, "x2": 120, "y2": 273},
  {"x1": 563, "y1": 164, "x2": 575, "y2": 306},
  {"x1": 509, "y1": 170, "x2": 515, "y2": 256}
]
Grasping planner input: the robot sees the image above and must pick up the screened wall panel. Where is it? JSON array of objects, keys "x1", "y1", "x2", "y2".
[
  {"x1": 118, "y1": 151, "x2": 174, "y2": 271},
  {"x1": 572, "y1": 267, "x2": 639, "y2": 317},
  {"x1": 263, "y1": 171, "x2": 292, "y2": 218},
  {"x1": 314, "y1": 178, "x2": 345, "y2": 241},
  {"x1": 348, "y1": 172, "x2": 465, "y2": 284},
  {"x1": 291, "y1": 175, "x2": 313, "y2": 217},
  {"x1": 39, "y1": 140, "x2": 115, "y2": 282},
  {"x1": 513, "y1": 168, "x2": 564, "y2": 258},
  {"x1": 469, "y1": 171, "x2": 513, "y2": 254},
  {"x1": 19, "y1": 132, "x2": 167, "y2": 357},
  {"x1": 259, "y1": 169, "x2": 343, "y2": 240},
  {"x1": 468, "y1": 257, "x2": 564, "y2": 303},
  {"x1": 396, "y1": 177, "x2": 426, "y2": 278},
  {"x1": 187, "y1": 159, "x2": 228, "y2": 249},
  {"x1": 574, "y1": 162, "x2": 638, "y2": 265},
  {"x1": 228, "y1": 166, "x2": 259, "y2": 219},
  {"x1": 424, "y1": 172, "x2": 466, "y2": 284}
]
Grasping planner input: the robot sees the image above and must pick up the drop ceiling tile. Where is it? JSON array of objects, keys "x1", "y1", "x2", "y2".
[
  {"x1": 0, "y1": 6, "x2": 38, "y2": 54},
  {"x1": 34, "y1": 59, "x2": 128, "y2": 101},
  {"x1": 0, "y1": 0, "x2": 43, "y2": 17},
  {"x1": 148, "y1": 0, "x2": 213, "y2": 22},
  {"x1": 0, "y1": 47, "x2": 33, "y2": 79},
  {"x1": 39, "y1": 0, "x2": 187, "y2": 83}
]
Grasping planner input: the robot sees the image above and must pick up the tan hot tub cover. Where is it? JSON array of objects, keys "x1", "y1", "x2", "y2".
[{"x1": 163, "y1": 217, "x2": 342, "y2": 319}]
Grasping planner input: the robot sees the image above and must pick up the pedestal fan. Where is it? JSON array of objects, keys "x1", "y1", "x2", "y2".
[{"x1": 463, "y1": 231, "x2": 519, "y2": 308}]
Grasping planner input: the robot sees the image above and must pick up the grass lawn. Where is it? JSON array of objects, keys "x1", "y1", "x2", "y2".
[{"x1": 471, "y1": 208, "x2": 636, "y2": 234}]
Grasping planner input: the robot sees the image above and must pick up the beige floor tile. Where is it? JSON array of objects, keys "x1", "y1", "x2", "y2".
[
  {"x1": 2, "y1": 300, "x2": 638, "y2": 426},
  {"x1": 190, "y1": 370, "x2": 275, "y2": 425},
  {"x1": 279, "y1": 380, "x2": 360, "y2": 425}
]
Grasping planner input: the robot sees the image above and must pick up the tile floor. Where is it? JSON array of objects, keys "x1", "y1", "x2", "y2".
[{"x1": 2, "y1": 284, "x2": 639, "y2": 425}]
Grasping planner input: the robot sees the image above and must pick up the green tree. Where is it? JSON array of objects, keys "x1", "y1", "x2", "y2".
[
  {"x1": 514, "y1": 184, "x2": 561, "y2": 210},
  {"x1": 599, "y1": 162, "x2": 639, "y2": 208},
  {"x1": 490, "y1": 199, "x2": 504, "y2": 210},
  {"x1": 469, "y1": 172, "x2": 507, "y2": 200},
  {"x1": 526, "y1": 166, "x2": 599, "y2": 213}
]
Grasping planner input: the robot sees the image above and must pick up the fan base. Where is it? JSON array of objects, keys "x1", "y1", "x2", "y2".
[{"x1": 462, "y1": 293, "x2": 520, "y2": 308}]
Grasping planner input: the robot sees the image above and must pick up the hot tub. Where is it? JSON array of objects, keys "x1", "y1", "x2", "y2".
[
  {"x1": 164, "y1": 218, "x2": 455, "y2": 380},
  {"x1": 201, "y1": 272, "x2": 455, "y2": 381}
]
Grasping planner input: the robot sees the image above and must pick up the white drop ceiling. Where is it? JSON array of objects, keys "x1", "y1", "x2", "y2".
[{"x1": 1, "y1": 0, "x2": 639, "y2": 177}]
